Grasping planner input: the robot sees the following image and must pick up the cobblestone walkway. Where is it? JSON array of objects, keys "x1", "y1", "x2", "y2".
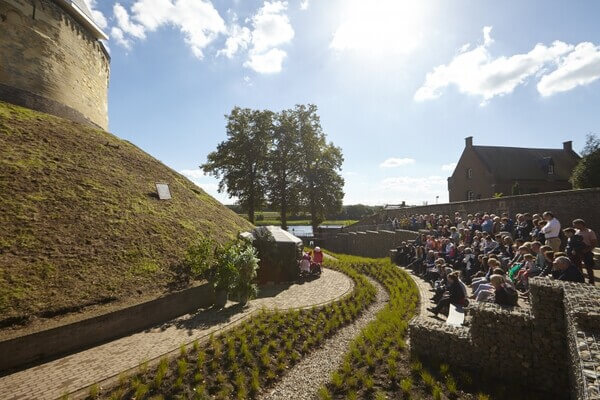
[
  {"x1": 398, "y1": 266, "x2": 441, "y2": 323},
  {"x1": 0, "y1": 268, "x2": 353, "y2": 400}
]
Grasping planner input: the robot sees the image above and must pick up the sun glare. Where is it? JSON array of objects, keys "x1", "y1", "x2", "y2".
[{"x1": 331, "y1": 0, "x2": 428, "y2": 57}]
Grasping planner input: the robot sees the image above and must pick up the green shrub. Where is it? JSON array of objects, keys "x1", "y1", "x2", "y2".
[
  {"x1": 318, "y1": 386, "x2": 332, "y2": 400},
  {"x1": 185, "y1": 238, "x2": 217, "y2": 278},
  {"x1": 400, "y1": 377, "x2": 413, "y2": 394},
  {"x1": 88, "y1": 384, "x2": 99, "y2": 398},
  {"x1": 446, "y1": 375, "x2": 458, "y2": 395},
  {"x1": 154, "y1": 357, "x2": 168, "y2": 387}
]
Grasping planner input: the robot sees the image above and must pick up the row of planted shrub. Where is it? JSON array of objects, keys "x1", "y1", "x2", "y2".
[
  {"x1": 319, "y1": 254, "x2": 492, "y2": 400},
  {"x1": 317, "y1": 253, "x2": 419, "y2": 399},
  {"x1": 92, "y1": 257, "x2": 377, "y2": 400}
]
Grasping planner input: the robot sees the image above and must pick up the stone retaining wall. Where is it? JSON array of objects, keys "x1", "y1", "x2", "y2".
[
  {"x1": 320, "y1": 229, "x2": 419, "y2": 258},
  {"x1": 0, "y1": 282, "x2": 214, "y2": 373},
  {"x1": 350, "y1": 188, "x2": 600, "y2": 235},
  {"x1": 408, "y1": 278, "x2": 600, "y2": 399}
]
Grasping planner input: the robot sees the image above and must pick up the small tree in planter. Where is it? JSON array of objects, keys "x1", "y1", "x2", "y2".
[
  {"x1": 208, "y1": 244, "x2": 240, "y2": 308},
  {"x1": 231, "y1": 243, "x2": 259, "y2": 305}
]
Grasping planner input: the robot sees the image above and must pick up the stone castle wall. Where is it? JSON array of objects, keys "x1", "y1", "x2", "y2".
[
  {"x1": 0, "y1": 0, "x2": 109, "y2": 129},
  {"x1": 320, "y1": 229, "x2": 419, "y2": 258},
  {"x1": 349, "y1": 188, "x2": 600, "y2": 235},
  {"x1": 409, "y1": 278, "x2": 600, "y2": 400}
]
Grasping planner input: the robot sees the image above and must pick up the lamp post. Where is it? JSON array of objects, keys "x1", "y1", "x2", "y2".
[{"x1": 435, "y1": 195, "x2": 439, "y2": 204}]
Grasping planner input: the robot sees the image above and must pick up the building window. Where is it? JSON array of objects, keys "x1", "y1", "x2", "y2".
[
  {"x1": 548, "y1": 164, "x2": 554, "y2": 175},
  {"x1": 467, "y1": 191, "x2": 475, "y2": 201},
  {"x1": 467, "y1": 168, "x2": 473, "y2": 179}
]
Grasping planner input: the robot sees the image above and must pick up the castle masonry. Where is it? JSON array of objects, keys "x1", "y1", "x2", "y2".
[{"x1": 0, "y1": 0, "x2": 109, "y2": 129}]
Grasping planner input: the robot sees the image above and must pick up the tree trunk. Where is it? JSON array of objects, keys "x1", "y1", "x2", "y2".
[
  {"x1": 280, "y1": 178, "x2": 288, "y2": 230},
  {"x1": 248, "y1": 177, "x2": 255, "y2": 224},
  {"x1": 310, "y1": 187, "x2": 318, "y2": 235}
]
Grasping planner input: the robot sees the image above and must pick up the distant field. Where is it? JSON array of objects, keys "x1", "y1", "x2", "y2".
[{"x1": 252, "y1": 219, "x2": 357, "y2": 227}]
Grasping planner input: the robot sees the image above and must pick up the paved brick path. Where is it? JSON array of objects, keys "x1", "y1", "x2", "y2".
[
  {"x1": 0, "y1": 268, "x2": 353, "y2": 400},
  {"x1": 399, "y1": 266, "x2": 440, "y2": 323}
]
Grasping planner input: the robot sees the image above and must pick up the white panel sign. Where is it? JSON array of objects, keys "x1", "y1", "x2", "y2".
[{"x1": 156, "y1": 183, "x2": 172, "y2": 200}]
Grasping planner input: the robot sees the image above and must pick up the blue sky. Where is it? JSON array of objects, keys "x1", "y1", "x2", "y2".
[{"x1": 86, "y1": 0, "x2": 600, "y2": 206}]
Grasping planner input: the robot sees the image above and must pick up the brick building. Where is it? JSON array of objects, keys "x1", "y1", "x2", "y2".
[{"x1": 447, "y1": 136, "x2": 581, "y2": 202}]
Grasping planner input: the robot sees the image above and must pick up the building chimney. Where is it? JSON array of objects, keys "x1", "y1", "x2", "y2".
[
  {"x1": 563, "y1": 141, "x2": 572, "y2": 152},
  {"x1": 465, "y1": 136, "x2": 473, "y2": 148}
]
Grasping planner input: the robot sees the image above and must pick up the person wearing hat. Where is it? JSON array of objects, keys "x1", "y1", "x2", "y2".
[{"x1": 311, "y1": 247, "x2": 324, "y2": 265}]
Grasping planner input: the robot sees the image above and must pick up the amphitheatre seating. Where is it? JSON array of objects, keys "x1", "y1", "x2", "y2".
[{"x1": 446, "y1": 304, "x2": 465, "y2": 326}]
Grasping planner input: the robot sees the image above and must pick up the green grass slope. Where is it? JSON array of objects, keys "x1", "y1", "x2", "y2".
[{"x1": 0, "y1": 102, "x2": 253, "y2": 325}]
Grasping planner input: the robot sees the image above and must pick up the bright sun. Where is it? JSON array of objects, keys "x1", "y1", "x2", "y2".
[{"x1": 330, "y1": 0, "x2": 428, "y2": 57}]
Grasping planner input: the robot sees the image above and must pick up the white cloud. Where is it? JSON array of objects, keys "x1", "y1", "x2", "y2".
[
  {"x1": 83, "y1": 0, "x2": 107, "y2": 30},
  {"x1": 483, "y1": 26, "x2": 494, "y2": 47},
  {"x1": 342, "y1": 175, "x2": 447, "y2": 205},
  {"x1": 299, "y1": 0, "x2": 309, "y2": 10},
  {"x1": 330, "y1": 0, "x2": 427, "y2": 56},
  {"x1": 110, "y1": 27, "x2": 131, "y2": 49},
  {"x1": 244, "y1": 48, "x2": 287, "y2": 74},
  {"x1": 215, "y1": 1, "x2": 294, "y2": 73},
  {"x1": 217, "y1": 24, "x2": 251, "y2": 58},
  {"x1": 537, "y1": 42, "x2": 600, "y2": 96},
  {"x1": 415, "y1": 26, "x2": 574, "y2": 104},
  {"x1": 379, "y1": 158, "x2": 416, "y2": 168},
  {"x1": 114, "y1": 3, "x2": 146, "y2": 39},
  {"x1": 180, "y1": 169, "x2": 234, "y2": 204},
  {"x1": 441, "y1": 162, "x2": 457, "y2": 172},
  {"x1": 244, "y1": 1, "x2": 294, "y2": 73},
  {"x1": 110, "y1": 0, "x2": 226, "y2": 59},
  {"x1": 381, "y1": 175, "x2": 446, "y2": 194}
]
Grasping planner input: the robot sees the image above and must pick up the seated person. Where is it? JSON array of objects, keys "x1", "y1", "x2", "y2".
[
  {"x1": 553, "y1": 256, "x2": 585, "y2": 283},
  {"x1": 427, "y1": 271, "x2": 467, "y2": 317},
  {"x1": 490, "y1": 274, "x2": 518, "y2": 307}
]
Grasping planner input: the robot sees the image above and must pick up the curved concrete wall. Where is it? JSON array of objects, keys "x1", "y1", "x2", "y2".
[{"x1": 0, "y1": 0, "x2": 109, "y2": 129}]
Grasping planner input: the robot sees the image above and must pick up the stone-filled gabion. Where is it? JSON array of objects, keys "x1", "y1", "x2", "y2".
[{"x1": 408, "y1": 277, "x2": 600, "y2": 400}]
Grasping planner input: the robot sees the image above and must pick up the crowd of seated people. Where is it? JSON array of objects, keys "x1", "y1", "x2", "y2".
[{"x1": 392, "y1": 211, "x2": 597, "y2": 317}]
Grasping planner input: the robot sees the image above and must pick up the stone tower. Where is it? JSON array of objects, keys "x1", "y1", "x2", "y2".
[{"x1": 0, "y1": 0, "x2": 110, "y2": 130}]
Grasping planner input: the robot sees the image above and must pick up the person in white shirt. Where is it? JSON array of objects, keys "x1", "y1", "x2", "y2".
[{"x1": 540, "y1": 211, "x2": 561, "y2": 251}]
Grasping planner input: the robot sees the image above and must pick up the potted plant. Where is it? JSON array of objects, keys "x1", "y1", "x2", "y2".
[
  {"x1": 231, "y1": 243, "x2": 259, "y2": 305},
  {"x1": 209, "y1": 244, "x2": 239, "y2": 308}
]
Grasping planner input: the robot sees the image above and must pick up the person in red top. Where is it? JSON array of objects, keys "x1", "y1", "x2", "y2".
[
  {"x1": 312, "y1": 247, "x2": 324, "y2": 264},
  {"x1": 309, "y1": 247, "x2": 323, "y2": 275}
]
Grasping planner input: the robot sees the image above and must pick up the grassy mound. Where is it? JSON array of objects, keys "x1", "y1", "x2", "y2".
[{"x1": 0, "y1": 102, "x2": 253, "y2": 324}]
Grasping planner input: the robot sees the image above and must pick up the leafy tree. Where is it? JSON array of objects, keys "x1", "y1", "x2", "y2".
[
  {"x1": 266, "y1": 109, "x2": 302, "y2": 229},
  {"x1": 570, "y1": 133, "x2": 600, "y2": 189},
  {"x1": 202, "y1": 107, "x2": 273, "y2": 223},
  {"x1": 295, "y1": 104, "x2": 345, "y2": 232}
]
